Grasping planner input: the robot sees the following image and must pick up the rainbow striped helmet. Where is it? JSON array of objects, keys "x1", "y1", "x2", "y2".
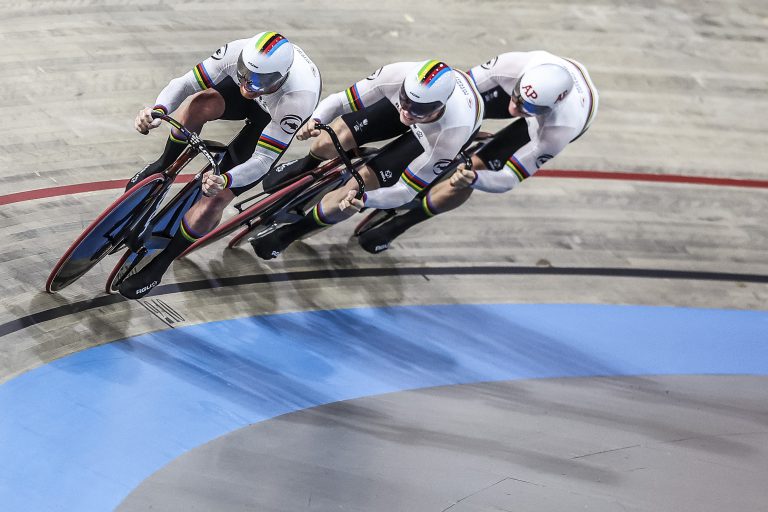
[
  {"x1": 399, "y1": 60, "x2": 455, "y2": 119},
  {"x1": 237, "y1": 32, "x2": 295, "y2": 94}
]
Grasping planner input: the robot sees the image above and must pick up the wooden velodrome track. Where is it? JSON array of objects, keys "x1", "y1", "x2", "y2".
[
  {"x1": 2, "y1": 0, "x2": 766, "y2": 382},
  {"x1": 0, "y1": 0, "x2": 767, "y2": 510}
]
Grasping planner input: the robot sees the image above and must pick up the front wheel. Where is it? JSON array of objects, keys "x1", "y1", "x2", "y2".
[{"x1": 46, "y1": 174, "x2": 166, "y2": 293}]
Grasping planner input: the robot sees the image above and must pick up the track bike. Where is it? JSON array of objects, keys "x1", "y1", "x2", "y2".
[
  {"x1": 180, "y1": 129, "x2": 491, "y2": 259},
  {"x1": 46, "y1": 112, "x2": 224, "y2": 293},
  {"x1": 176, "y1": 123, "x2": 367, "y2": 259}
]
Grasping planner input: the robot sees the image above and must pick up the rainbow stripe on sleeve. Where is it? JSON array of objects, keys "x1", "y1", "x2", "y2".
[
  {"x1": 345, "y1": 84, "x2": 364, "y2": 111},
  {"x1": 193, "y1": 63, "x2": 214, "y2": 90},
  {"x1": 457, "y1": 70, "x2": 482, "y2": 128},
  {"x1": 418, "y1": 60, "x2": 451, "y2": 87},
  {"x1": 401, "y1": 167, "x2": 430, "y2": 192},
  {"x1": 257, "y1": 134, "x2": 288, "y2": 154},
  {"x1": 505, "y1": 155, "x2": 531, "y2": 182}
]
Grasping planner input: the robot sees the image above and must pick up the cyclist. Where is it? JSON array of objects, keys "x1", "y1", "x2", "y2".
[
  {"x1": 119, "y1": 31, "x2": 321, "y2": 299},
  {"x1": 356, "y1": 51, "x2": 599, "y2": 253},
  {"x1": 250, "y1": 59, "x2": 484, "y2": 260}
]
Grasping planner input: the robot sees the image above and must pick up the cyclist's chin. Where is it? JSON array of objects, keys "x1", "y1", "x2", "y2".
[
  {"x1": 399, "y1": 111, "x2": 419, "y2": 126},
  {"x1": 240, "y1": 88, "x2": 260, "y2": 100}
]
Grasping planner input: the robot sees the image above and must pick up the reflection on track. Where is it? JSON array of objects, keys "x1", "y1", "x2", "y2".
[{"x1": 8, "y1": 265, "x2": 767, "y2": 337}]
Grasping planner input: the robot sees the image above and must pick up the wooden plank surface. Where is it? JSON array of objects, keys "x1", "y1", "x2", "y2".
[{"x1": 1, "y1": 0, "x2": 766, "y2": 381}]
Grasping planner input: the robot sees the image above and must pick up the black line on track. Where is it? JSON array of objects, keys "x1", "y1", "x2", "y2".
[{"x1": 4, "y1": 265, "x2": 767, "y2": 338}]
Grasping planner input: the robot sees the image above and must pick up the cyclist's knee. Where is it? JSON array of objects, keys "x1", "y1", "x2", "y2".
[
  {"x1": 184, "y1": 90, "x2": 225, "y2": 124},
  {"x1": 312, "y1": 118, "x2": 356, "y2": 155},
  {"x1": 471, "y1": 154, "x2": 485, "y2": 170},
  {"x1": 359, "y1": 166, "x2": 379, "y2": 191},
  {"x1": 330, "y1": 117, "x2": 357, "y2": 151}
]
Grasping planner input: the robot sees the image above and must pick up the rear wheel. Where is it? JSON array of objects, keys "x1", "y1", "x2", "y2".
[
  {"x1": 105, "y1": 247, "x2": 162, "y2": 294},
  {"x1": 353, "y1": 208, "x2": 397, "y2": 236},
  {"x1": 228, "y1": 220, "x2": 272, "y2": 248},
  {"x1": 46, "y1": 174, "x2": 166, "y2": 293}
]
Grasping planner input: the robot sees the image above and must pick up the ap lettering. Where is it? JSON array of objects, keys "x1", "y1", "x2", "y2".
[{"x1": 522, "y1": 85, "x2": 537, "y2": 99}]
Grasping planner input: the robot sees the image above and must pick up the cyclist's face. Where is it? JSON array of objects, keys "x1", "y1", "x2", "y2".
[
  {"x1": 508, "y1": 94, "x2": 533, "y2": 118},
  {"x1": 398, "y1": 107, "x2": 440, "y2": 126},
  {"x1": 239, "y1": 83, "x2": 261, "y2": 100}
]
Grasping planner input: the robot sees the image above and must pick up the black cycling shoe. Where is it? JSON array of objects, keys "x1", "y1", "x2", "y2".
[
  {"x1": 250, "y1": 231, "x2": 286, "y2": 260},
  {"x1": 262, "y1": 159, "x2": 306, "y2": 193},
  {"x1": 118, "y1": 255, "x2": 170, "y2": 299},
  {"x1": 357, "y1": 224, "x2": 393, "y2": 254}
]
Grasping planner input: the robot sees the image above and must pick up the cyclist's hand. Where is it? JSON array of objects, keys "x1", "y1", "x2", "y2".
[
  {"x1": 296, "y1": 118, "x2": 321, "y2": 141},
  {"x1": 339, "y1": 189, "x2": 364, "y2": 213},
  {"x1": 450, "y1": 165, "x2": 477, "y2": 189},
  {"x1": 135, "y1": 107, "x2": 162, "y2": 135},
  {"x1": 202, "y1": 171, "x2": 226, "y2": 197}
]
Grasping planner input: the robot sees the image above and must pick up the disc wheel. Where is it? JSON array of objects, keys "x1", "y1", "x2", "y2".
[{"x1": 45, "y1": 174, "x2": 165, "y2": 293}]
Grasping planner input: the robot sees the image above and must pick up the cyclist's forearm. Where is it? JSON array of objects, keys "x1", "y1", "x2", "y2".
[
  {"x1": 362, "y1": 181, "x2": 416, "y2": 209},
  {"x1": 472, "y1": 169, "x2": 520, "y2": 193},
  {"x1": 226, "y1": 151, "x2": 278, "y2": 189}
]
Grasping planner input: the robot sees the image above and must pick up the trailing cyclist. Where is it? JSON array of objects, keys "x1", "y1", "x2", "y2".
[
  {"x1": 357, "y1": 50, "x2": 599, "y2": 253},
  {"x1": 250, "y1": 59, "x2": 484, "y2": 260},
  {"x1": 119, "y1": 31, "x2": 321, "y2": 299}
]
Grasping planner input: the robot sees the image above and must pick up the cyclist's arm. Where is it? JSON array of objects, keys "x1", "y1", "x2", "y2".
[
  {"x1": 223, "y1": 91, "x2": 316, "y2": 189},
  {"x1": 312, "y1": 63, "x2": 405, "y2": 123},
  {"x1": 472, "y1": 125, "x2": 572, "y2": 193},
  {"x1": 468, "y1": 52, "x2": 528, "y2": 97},
  {"x1": 362, "y1": 128, "x2": 464, "y2": 209},
  {"x1": 153, "y1": 42, "x2": 240, "y2": 114}
]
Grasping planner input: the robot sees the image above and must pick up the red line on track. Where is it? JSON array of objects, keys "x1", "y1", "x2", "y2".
[
  {"x1": 537, "y1": 170, "x2": 768, "y2": 188},
  {"x1": 0, "y1": 175, "x2": 195, "y2": 206},
  {"x1": 1, "y1": 170, "x2": 766, "y2": 207}
]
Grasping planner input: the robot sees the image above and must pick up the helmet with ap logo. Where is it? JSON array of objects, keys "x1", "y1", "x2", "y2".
[{"x1": 514, "y1": 63, "x2": 574, "y2": 116}]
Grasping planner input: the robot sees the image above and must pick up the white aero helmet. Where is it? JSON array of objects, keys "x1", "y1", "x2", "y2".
[
  {"x1": 513, "y1": 63, "x2": 574, "y2": 116},
  {"x1": 237, "y1": 31, "x2": 294, "y2": 94},
  {"x1": 399, "y1": 60, "x2": 456, "y2": 119}
]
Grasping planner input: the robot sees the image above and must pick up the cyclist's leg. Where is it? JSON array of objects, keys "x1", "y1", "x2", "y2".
[
  {"x1": 359, "y1": 118, "x2": 531, "y2": 253},
  {"x1": 119, "y1": 79, "x2": 269, "y2": 299},
  {"x1": 126, "y1": 88, "x2": 226, "y2": 190},
  {"x1": 264, "y1": 99, "x2": 404, "y2": 189},
  {"x1": 251, "y1": 165, "x2": 381, "y2": 260},
  {"x1": 252, "y1": 129, "x2": 421, "y2": 260}
]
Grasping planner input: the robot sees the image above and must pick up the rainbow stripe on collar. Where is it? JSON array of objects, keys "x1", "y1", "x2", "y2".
[{"x1": 564, "y1": 58, "x2": 597, "y2": 141}]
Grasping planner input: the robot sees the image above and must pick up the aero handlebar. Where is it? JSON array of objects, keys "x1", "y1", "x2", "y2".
[
  {"x1": 150, "y1": 110, "x2": 220, "y2": 177},
  {"x1": 314, "y1": 122, "x2": 365, "y2": 200}
]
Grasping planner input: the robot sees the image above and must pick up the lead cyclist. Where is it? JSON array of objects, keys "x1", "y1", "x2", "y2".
[
  {"x1": 357, "y1": 50, "x2": 600, "y2": 253},
  {"x1": 119, "y1": 32, "x2": 321, "y2": 299},
  {"x1": 251, "y1": 59, "x2": 484, "y2": 260}
]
